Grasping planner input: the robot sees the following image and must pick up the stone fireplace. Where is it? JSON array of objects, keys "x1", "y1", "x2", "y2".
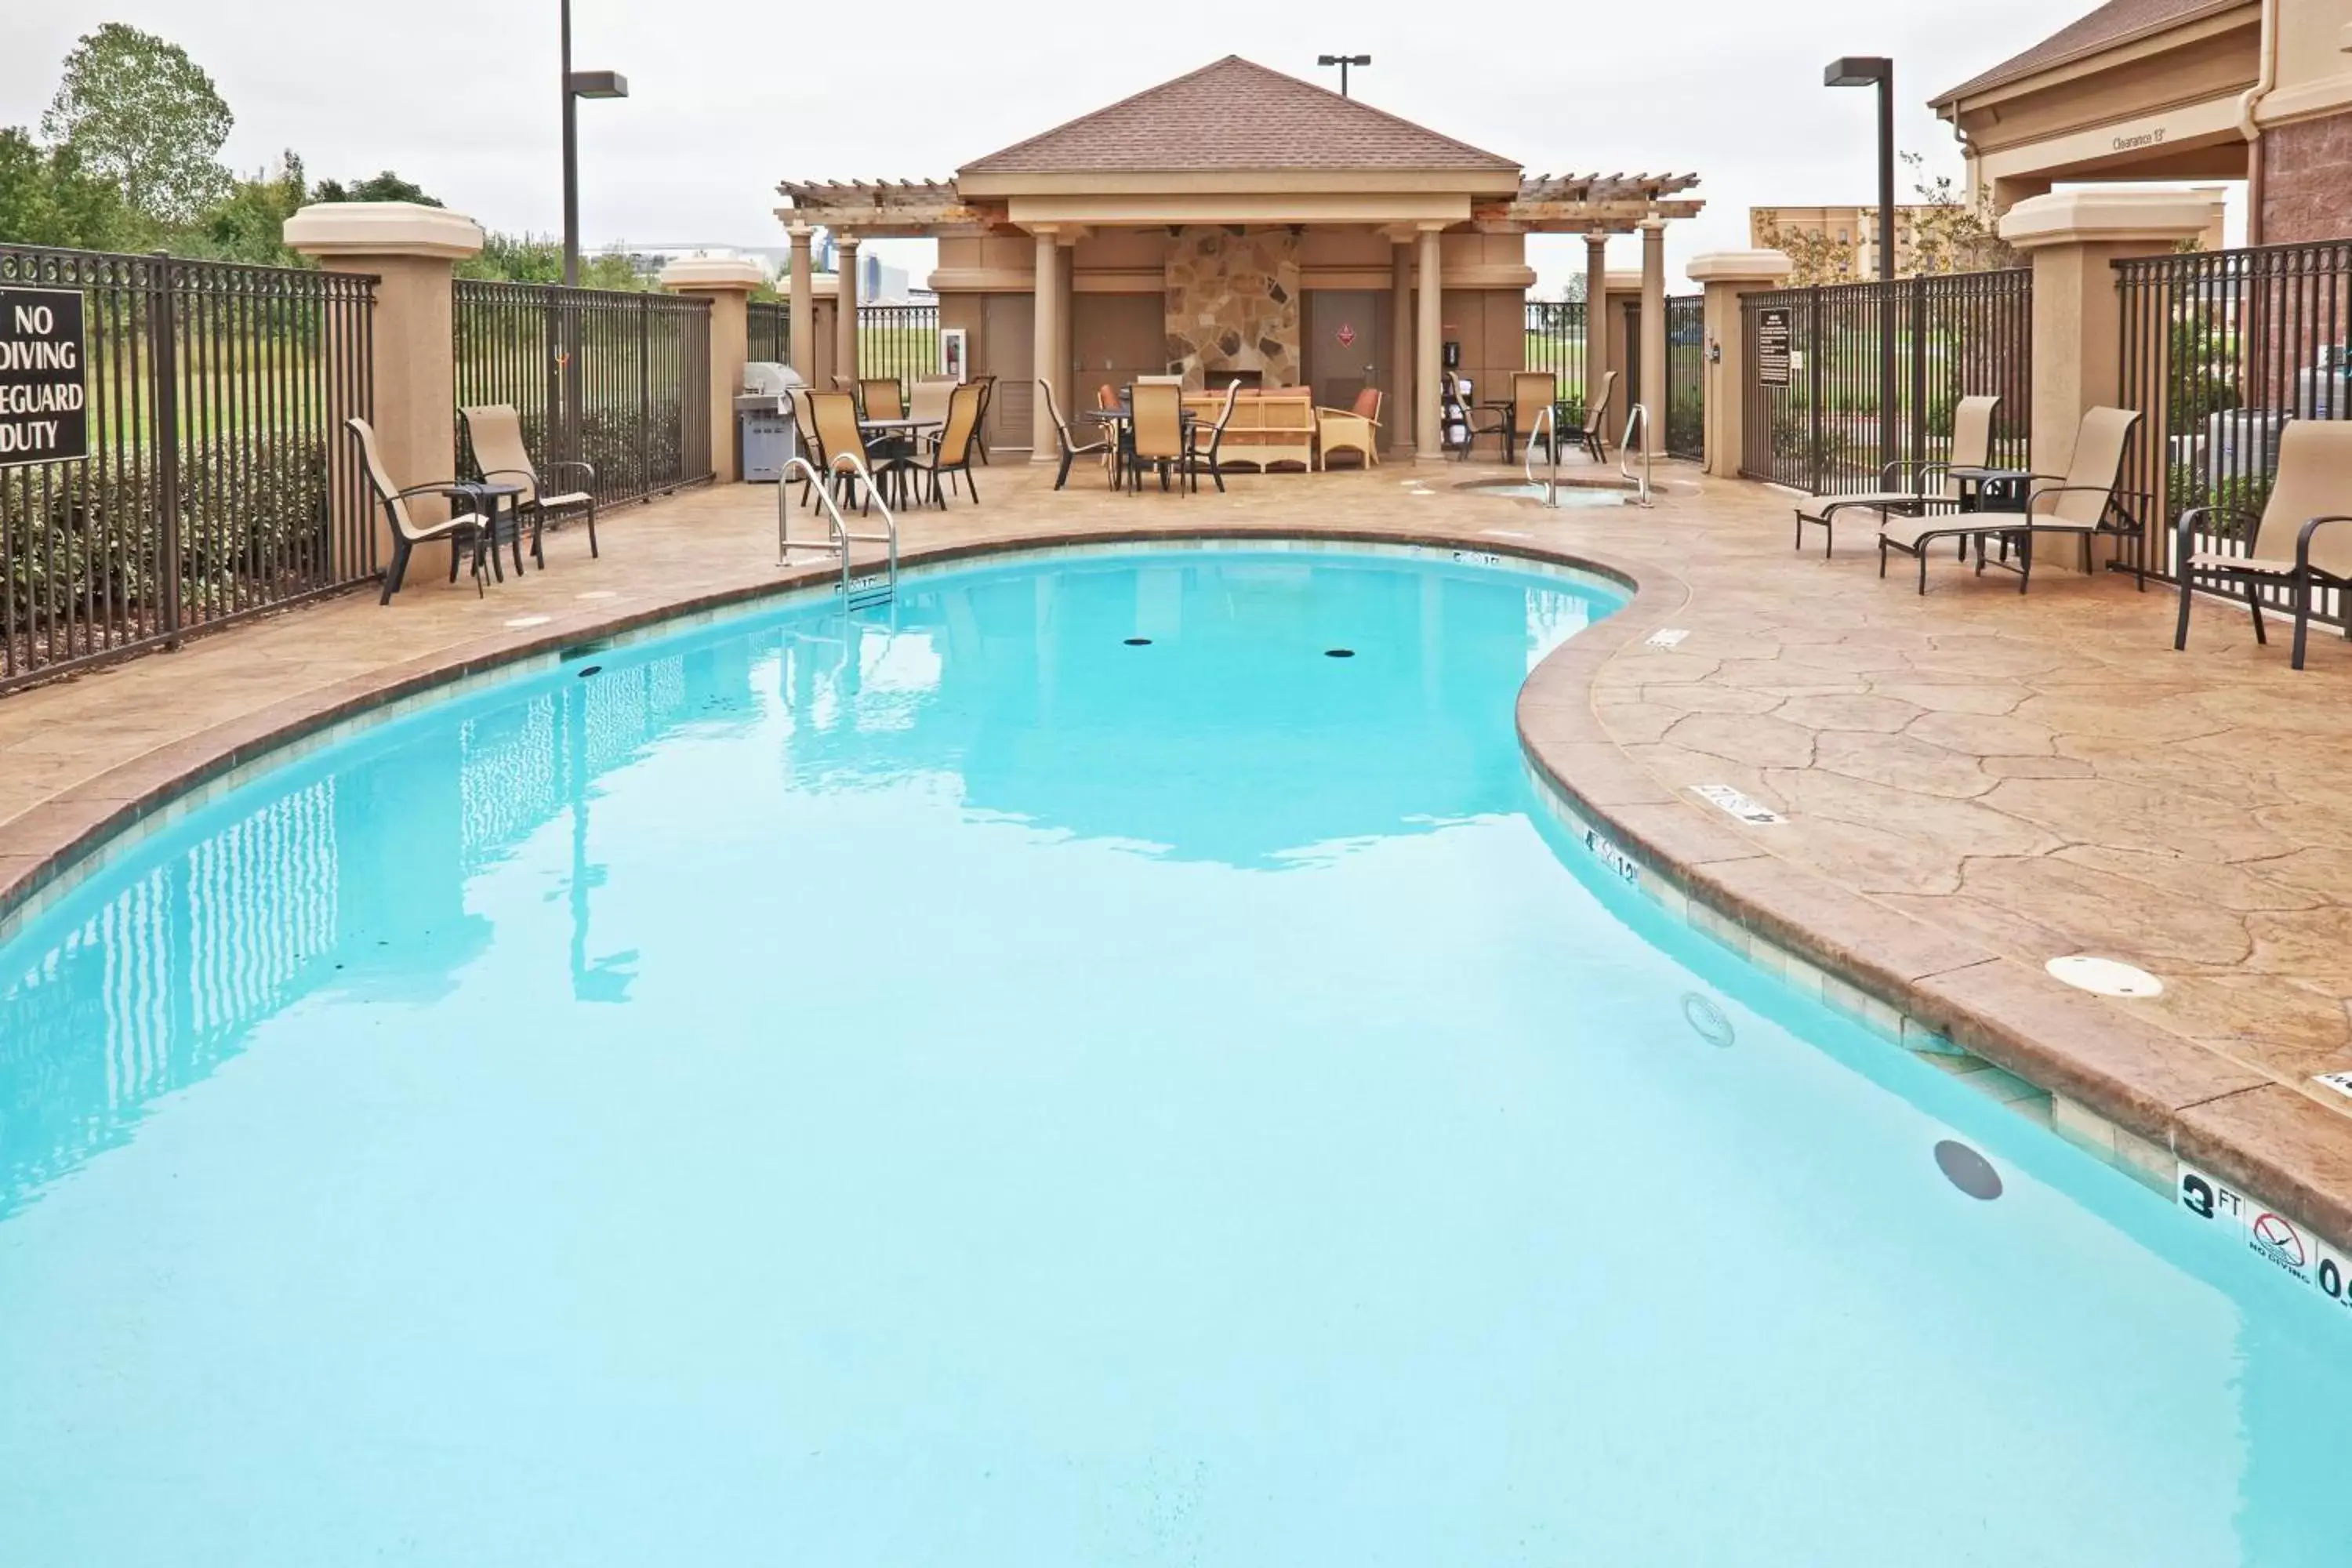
[{"x1": 1163, "y1": 227, "x2": 1301, "y2": 390}]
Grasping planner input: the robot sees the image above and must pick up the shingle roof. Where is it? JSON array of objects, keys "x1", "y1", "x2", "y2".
[
  {"x1": 1932, "y1": 0, "x2": 2252, "y2": 106},
  {"x1": 960, "y1": 56, "x2": 1519, "y2": 176}
]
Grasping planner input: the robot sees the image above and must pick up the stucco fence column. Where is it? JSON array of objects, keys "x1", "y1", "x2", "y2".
[
  {"x1": 1685, "y1": 250, "x2": 1791, "y2": 479},
  {"x1": 1998, "y1": 189, "x2": 2222, "y2": 572},
  {"x1": 786, "y1": 223, "x2": 816, "y2": 387},
  {"x1": 660, "y1": 257, "x2": 764, "y2": 484},
  {"x1": 284, "y1": 200, "x2": 483, "y2": 588}
]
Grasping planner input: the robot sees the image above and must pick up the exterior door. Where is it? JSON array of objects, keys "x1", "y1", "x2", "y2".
[
  {"x1": 982, "y1": 293, "x2": 1033, "y2": 452},
  {"x1": 1307, "y1": 290, "x2": 1381, "y2": 410}
]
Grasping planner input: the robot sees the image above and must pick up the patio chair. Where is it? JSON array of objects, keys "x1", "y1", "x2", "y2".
[
  {"x1": 1793, "y1": 394, "x2": 1997, "y2": 558},
  {"x1": 859, "y1": 378, "x2": 904, "y2": 420},
  {"x1": 904, "y1": 382, "x2": 985, "y2": 507},
  {"x1": 1504, "y1": 372, "x2": 1559, "y2": 464},
  {"x1": 1128, "y1": 382, "x2": 1188, "y2": 492},
  {"x1": 460, "y1": 401, "x2": 598, "y2": 569},
  {"x1": 1316, "y1": 387, "x2": 1381, "y2": 470},
  {"x1": 2173, "y1": 419, "x2": 2352, "y2": 670},
  {"x1": 1582, "y1": 371, "x2": 1618, "y2": 462},
  {"x1": 805, "y1": 389, "x2": 891, "y2": 513},
  {"x1": 347, "y1": 416, "x2": 492, "y2": 604},
  {"x1": 1187, "y1": 379, "x2": 1243, "y2": 492},
  {"x1": 1453, "y1": 372, "x2": 1506, "y2": 460},
  {"x1": 909, "y1": 377, "x2": 955, "y2": 431},
  {"x1": 1038, "y1": 378, "x2": 1113, "y2": 491},
  {"x1": 1878, "y1": 406, "x2": 2140, "y2": 596},
  {"x1": 970, "y1": 375, "x2": 996, "y2": 464}
]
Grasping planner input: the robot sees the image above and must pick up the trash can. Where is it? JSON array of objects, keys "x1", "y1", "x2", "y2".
[{"x1": 738, "y1": 361, "x2": 802, "y2": 482}]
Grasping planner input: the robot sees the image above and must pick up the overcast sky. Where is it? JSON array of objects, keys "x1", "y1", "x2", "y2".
[{"x1": 1, "y1": 1, "x2": 2200, "y2": 291}]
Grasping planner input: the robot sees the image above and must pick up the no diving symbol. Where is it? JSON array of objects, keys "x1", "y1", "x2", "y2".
[{"x1": 2254, "y1": 1211, "x2": 2307, "y2": 1268}]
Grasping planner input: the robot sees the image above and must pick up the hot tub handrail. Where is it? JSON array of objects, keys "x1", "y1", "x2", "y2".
[
  {"x1": 777, "y1": 453, "x2": 898, "y2": 605},
  {"x1": 1524, "y1": 404, "x2": 1560, "y2": 509},
  {"x1": 1620, "y1": 405, "x2": 1653, "y2": 508}
]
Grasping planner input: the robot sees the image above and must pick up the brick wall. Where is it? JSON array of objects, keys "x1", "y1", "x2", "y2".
[{"x1": 2262, "y1": 112, "x2": 2352, "y2": 245}]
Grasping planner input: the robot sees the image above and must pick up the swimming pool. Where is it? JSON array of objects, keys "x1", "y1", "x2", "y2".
[{"x1": 1, "y1": 543, "x2": 2346, "y2": 1565}]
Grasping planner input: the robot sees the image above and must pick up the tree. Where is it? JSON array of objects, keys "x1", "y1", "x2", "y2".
[
  {"x1": 1751, "y1": 209, "x2": 1857, "y2": 286},
  {"x1": 313, "y1": 171, "x2": 440, "y2": 206},
  {"x1": 459, "y1": 232, "x2": 653, "y2": 290},
  {"x1": 41, "y1": 24, "x2": 232, "y2": 232},
  {"x1": 182, "y1": 152, "x2": 309, "y2": 265},
  {"x1": 0, "y1": 127, "x2": 133, "y2": 249},
  {"x1": 1900, "y1": 154, "x2": 2021, "y2": 276}
]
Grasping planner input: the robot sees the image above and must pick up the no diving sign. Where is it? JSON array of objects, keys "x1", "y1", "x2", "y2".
[{"x1": 0, "y1": 285, "x2": 88, "y2": 467}]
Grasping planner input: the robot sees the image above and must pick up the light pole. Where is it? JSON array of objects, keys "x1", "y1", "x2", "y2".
[
  {"x1": 1825, "y1": 55, "x2": 1896, "y2": 485},
  {"x1": 1316, "y1": 53, "x2": 1371, "y2": 97},
  {"x1": 560, "y1": 0, "x2": 628, "y2": 287}
]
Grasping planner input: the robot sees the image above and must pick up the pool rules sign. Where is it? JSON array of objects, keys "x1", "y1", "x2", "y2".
[{"x1": 0, "y1": 285, "x2": 88, "y2": 467}]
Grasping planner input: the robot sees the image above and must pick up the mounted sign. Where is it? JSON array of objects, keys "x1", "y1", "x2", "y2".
[
  {"x1": 0, "y1": 285, "x2": 87, "y2": 467},
  {"x1": 1755, "y1": 307, "x2": 1792, "y2": 389}
]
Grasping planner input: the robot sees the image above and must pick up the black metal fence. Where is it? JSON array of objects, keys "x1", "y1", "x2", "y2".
[
  {"x1": 452, "y1": 281, "x2": 712, "y2": 511},
  {"x1": 0, "y1": 244, "x2": 375, "y2": 692},
  {"x1": 1525, "y1": 300, "x2": 1588, "y2": 417},
  {"x1": 857, "y1": 302, "x2": 938, "y2": 388},
  {"x1": 748, "y1": 299, "x2": 789, "y2": 365},
  {"x1": 2117, "y1": 238, "x2": 2352, "y2": 621},
  {"x1": 1740, "y1": 269, "x2": 2032, "y2": 493},
  {"x1": 1667, "y1": 294, "x2": 1704, "y2": 459}
]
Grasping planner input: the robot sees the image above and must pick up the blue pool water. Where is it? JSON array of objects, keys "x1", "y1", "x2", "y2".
[{"x1": 1, "y1": 546, "x2": 2347, "y2": 1566}]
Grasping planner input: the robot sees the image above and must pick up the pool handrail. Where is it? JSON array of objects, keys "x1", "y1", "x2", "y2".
[
  {"x1": 1620, "y1": 405, "x2": 1653, "y2": 508},
  {"x1": 1524, "y1": 404, "x2": 1559, "y2": 509},
  {"x1": 778, "y1": 453, "x2": 899, "y2": 607}
]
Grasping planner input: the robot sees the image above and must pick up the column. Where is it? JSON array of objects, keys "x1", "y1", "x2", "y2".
[
  {"x1": 1057, "y1": 243, "x2": 1075, "y2": 403},
  {"x1": 2000, "y1": 189, "x2": 2221, "y2": 572},
  {"x1": 1685, "y1": 249, "x2": 1792, "y2": 479},
  {"x1": 786, "y1": 223, "x2": 815, "y2": 385},
  {"x1": 1415, "y1": 226, "x2": 1443, "y2": 460},
  {"x1": 1583, "y1": 231, "x2": 1609, "y2": 434},
  {"x1": 1639, "y1": 218, "x2": 1667, "y2": 459},
  {"x1": 1390, "y1": 241, "x2": 1414, "y2": 454},
  {"x1": 284, "y1": 201, "x2": 482, "y2": 584},
  {"x1": 1030, "y1": 226, "x2": 1062, "y2": 460},
  {"x1": 660, "y1": 256, "x2": 764, "y2": 483},
  {"x1": 834, "y1": 234, "x2": 861, "y2": 389}
]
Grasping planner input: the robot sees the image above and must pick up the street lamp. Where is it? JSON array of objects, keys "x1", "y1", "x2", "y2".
[
  {"x1": 1825, "y1": 55, "x2": 1896, "y2": 484},
  {"x1": 561, "y1": 0, "x2": 628, "y2": 287},
  {"x1": 1316, "y1": 53, "x2": 1371, "y2": 97}
]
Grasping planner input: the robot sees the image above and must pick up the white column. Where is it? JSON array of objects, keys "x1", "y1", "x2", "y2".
[
  {"x1": 1583, "y1": 231, "x2": 1609, "y2": 432},
  {"x1": 786, "y1": 223, "x2": 815, "y2": 386},
  {"x1": 1031, "y1": 227, "x2": 1061, "y2": 460},
  {"x1": 1639, "y1": 218, "x2": 1667, "y2": 459},
  {"x1": 835, "y1": 234, "x2": 861, "y2": 388},
  {"x1": 1390, "y1": 241, "x2": 1414, "y2": 453}
]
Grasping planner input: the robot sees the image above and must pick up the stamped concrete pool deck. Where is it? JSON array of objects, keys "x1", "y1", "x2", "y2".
[{"x1": 3, "y1": 456, "x2": 2349, "y2": 1244}]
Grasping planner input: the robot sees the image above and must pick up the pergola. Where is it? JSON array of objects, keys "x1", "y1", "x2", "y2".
[{"x1": 771, "y1": 58, "x2": 1704, "y2": 459}]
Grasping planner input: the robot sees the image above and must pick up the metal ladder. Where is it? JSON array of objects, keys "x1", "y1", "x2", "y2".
[
  {"x1": 778, "y1": 453, "x2": 899, "y2": 609},
  {"x1": 1523, "y1": 404, "x2": 1561, "y2": 507},
  {"x1": 1620, "y1": 405, "x2": 1654, "y2": 508}
]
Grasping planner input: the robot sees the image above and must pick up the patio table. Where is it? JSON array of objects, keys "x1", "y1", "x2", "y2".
[
  {"x1": 472, "y1": 480, "x2": 528, "y2": 580},
  {"x1": 857, "y1": 416, "x2": 942, "y2": 508}
]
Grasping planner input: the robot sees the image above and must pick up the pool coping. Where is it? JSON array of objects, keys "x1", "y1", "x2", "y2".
[{"x1": 2, "y1": 515, "x2": 2346, "y2": 1265}]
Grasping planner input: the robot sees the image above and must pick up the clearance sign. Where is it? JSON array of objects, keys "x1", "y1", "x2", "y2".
[{"x1": 0, "y1": 285, "x2": 88, "y2": 466}]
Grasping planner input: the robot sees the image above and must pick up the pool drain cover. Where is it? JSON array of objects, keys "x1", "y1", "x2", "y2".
[
  {"x1": 1325, "y1": 648, "x2": 1355, "y2": 659},
  {"x1": 1123, "y1": 637, "x2": 1152, "y2": 646},
  {"x1": 575, "y1": 664, "x2": 603, "y2": 679},
  {"x1": 1934, "y1": 1140, "x2": 2002, "y2": 1200},
  {"x1": 2045, "y1": 954, "x2": 2162, "y2": 997},
  {"x1": 1682, "y1": 992, "x2": 1735, "y2": 1048}
]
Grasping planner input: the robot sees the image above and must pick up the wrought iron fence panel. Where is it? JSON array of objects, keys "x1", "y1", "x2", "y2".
[
  {"x1": 1666, "y1": 294, "x2": 1704, "y2": 459},
  {"x1": 2117, "y1": 238, "x2": 2352, "y2": 624},
  {"x1": 1524, "y1": 299, "x2": 1588, "y2": 418},
  {"x1": 747, "y1": 299, "x2": 790, "y2": 366},
  {"x1": 857, "y1": 303, "x2": 938, "y2": 390},
  {"x1": 453, "y1": 280, "x2": 713, "y2": 512},
  {"x1": 0, "y1": 244, "x2": 374, "y2": 692},
  {"x1": 1740, "y1": 269, "x2": 2031, "y2": 494}
]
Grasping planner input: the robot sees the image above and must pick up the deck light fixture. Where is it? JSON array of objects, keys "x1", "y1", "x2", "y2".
[
  {"x1": 1824, "y1": 55, "x2": 1897, "y2": 484},
  {"x1": 1316, "y1": 54, "x2": 1371, "y2": 97}
]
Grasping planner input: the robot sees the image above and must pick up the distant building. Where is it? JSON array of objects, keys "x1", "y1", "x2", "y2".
[{"x1": 1746, "y1": 205, "x2": 1936, "y2": 278}]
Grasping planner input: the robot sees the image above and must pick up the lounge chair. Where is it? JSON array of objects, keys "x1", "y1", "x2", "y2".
[
  {"x1": 1793, "y1": 394, "x2": 1997, "y2": 558},
  {"x1": 1189, "y1": 379, "x2": 1243, "y2": 491},
  {"x1": 1317, "y1": 387, "x2": 1381, "y2": 470},
  {"x1": 1581, "y1": 371, "x2": 1619, "y2": 463},
  {"x1": 903, "y1": 383, "x2": 985, "y2": 507},
  {"x1": 1878, "y1": 406, "x2": 2140, "y2": 596},
  {"x1": 1127, "y1": 382, "x2": 1188, "y2": 492},
  {"x1": 347, "y1": 416, "x2": 492, "y2": 604},
  {"x1": 2173, "y1": 419, "x2": 2352, "y2": 670},
  {"x1": 1038, "y1": 378, "x2": 1113, "y2": 491},
  {"x1": 460, "y1": 402, "x2": 598, "y2": 570}
]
